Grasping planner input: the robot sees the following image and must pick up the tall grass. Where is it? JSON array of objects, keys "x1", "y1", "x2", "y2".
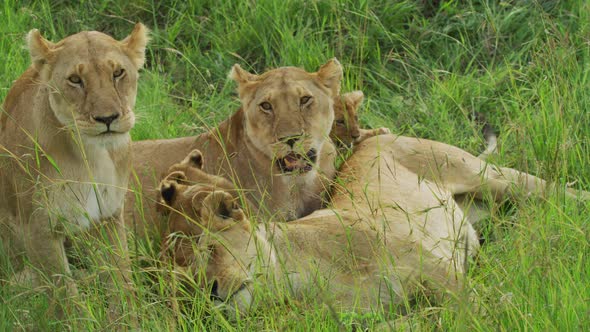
[{"x1": 1, "y1": 0, "x2": 589, "y2": 330}]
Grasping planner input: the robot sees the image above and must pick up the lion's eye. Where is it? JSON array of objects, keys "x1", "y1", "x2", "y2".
[
  {"x1": 300, "y1": 96, "x2": 312, "y2": 105},
  {"x1": 67, "y1": 75, "x2": 82, "y2": 85},
  {"x1": 259, "y1": 102, "x2": 273, "y2": 112},
  {"x1": 113, "y1": 68, "x2": 125, "y2": 79},
  {"x1": 336, "y1": 119, "x2": 346, "y2": 126}
]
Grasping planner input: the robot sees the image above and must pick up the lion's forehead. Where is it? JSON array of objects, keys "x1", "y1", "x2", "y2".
[
  {"x1": 255, "y1": 72, "x2": 326, "y2": 97},
  {"x1": 59, "y1": 31, "x2": 119, "y2": 52},
  {"x1": 55, "y1": 51, "x2": 130, "y2": 70},
  {"x1": 53, "y1": 34, "x2": 130, "y2": 69},
  {"x1": 333, "y1": 100, "x2": 345, "y2": 117},
  {"x1": 258, "y1": 66, "x2": 311, "y2": 80}
]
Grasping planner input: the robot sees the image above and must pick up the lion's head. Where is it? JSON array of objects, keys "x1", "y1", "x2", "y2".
[
  {"x1": 156, "y1": 149, "x2": 249, "y2": 217},
  {"x1": 229, "y1": 59, "x2": 342, "y2": 174},
  {"x1": 158, "y1": 174, "x2": 267, "y2": 312},
  {"x1": 27, "y1": 23, "x2": 149, "y2": 147},
  {"x1": 161, "y1": 149, "x2": 237, "y2": 190},
  {"x1": 330, "y1": 91, "x2": 364, "y2": 147}
]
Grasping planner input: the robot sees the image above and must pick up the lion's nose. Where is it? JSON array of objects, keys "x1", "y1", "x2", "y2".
[
  {"x1": 280, "y1": 134, "x2": 302, "y2": 148},
  {"x1": 93, "y1": 113, "x2": 119, "y2": 125}
]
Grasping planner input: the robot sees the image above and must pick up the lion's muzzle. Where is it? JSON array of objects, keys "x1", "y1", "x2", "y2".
[{"x1": 276, "y1": 148, "x2": 317, "y2": 173}]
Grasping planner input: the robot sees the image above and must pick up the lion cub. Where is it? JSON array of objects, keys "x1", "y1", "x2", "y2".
[
  {"x1": 330, "y1": 90, "x2": 390, "y2": 148},
  {"x1": 154, "y1": 150, "x2": 247, "y2": 267},
  {"x1": 0, "y1": 24, "x2": 148, "y2": 320},
  {"x1": 155, "y1": 149, "x2": 254, "y2": 237}
]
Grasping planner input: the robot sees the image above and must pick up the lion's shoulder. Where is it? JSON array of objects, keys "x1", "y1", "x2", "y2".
[{"x1": 1, "y1": 67, "x2": 40, "y2": 130}]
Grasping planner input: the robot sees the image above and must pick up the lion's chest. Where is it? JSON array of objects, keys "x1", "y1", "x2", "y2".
[
  {"x1": 273, "y1": 171, "x2": 321, "y2": 220},
  {"x1": 51, "y1": 150, "x2": 126, "y2": 230}
]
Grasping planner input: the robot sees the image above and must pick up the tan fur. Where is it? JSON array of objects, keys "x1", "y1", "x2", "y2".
[
  {"x1": 330, "y1": 90, "x2": 390, "y2": 148},
  {"x1": 127, "y1": 60, "x2": 342, "y2": 233},
  {"x1": 328, "y1": 92, "x2": 581, "y2": 228},
  {"x1": 157, "y1": 131, "x2": 589, "y2": 316},
  {"x1": 0, "y1": 24, "x2": 148, "y2": 320},
  {"x1": 156, "y1": 139, "x2": 477, "y2": 315},
  {"x1": 329, "y1": 91, "x2": 496, "y2": 227},
  {"x1": 155, "y1": 149, "x2": 254, "y2": 247}
]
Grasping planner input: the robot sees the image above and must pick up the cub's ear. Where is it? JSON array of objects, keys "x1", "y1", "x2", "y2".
[
  {"x1": 201, "y1": 191, "x2": 241, "y2": 224},
  {"x1": 27, "y1": 29, "x2": 55, "y2": 68},
  {"x1": 182, "y1": 149, "x2": 204, "y2": 169},
  {"x1": 158, "y1": 180, "x2": 179, "y2": 209},
  {"x1": 343, "y1": 90, "x2": 364, "y2": 111},
  {"x1": 190, "y1": 190, "x2": 210, "y2": 213},
  {"x1": 316, "y1": 58, "x2": 343, "y2": 96},
  {"x1": 229, "y1": 64, "x2": 257, "y2": 85},
  {"x1": 121, "y1": 23, "x2": 150, "y2": 70},
  {"x1": 163, "y1": 170, "x2": 188, "y2": 184}
]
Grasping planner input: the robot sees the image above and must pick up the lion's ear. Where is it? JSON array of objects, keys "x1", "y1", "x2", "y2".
[
  {"x1": 229, "y1": 64, "x2": 257, "y2": 84},
  {"x1": 201, "y1": 191, "x2": 238, "y2": 222},
  {"x1": 343, "y1": 90, "x2": 364, "y2": 111},
  {"x1": 190, "y1": 191, "x2": 210, "y2": 212},
  {"x1": 164, "y1": 170, "x2": 188, "y2": 184},
  {"x1": 27, "y1": 29, "x2": 55, "y2": 68},
  {"x1": 158, "y1": 180, "x2": 179, "y2": 208},
  {"x1": 317, "y1": 58, "x2": 343, "y2": 96},
  {"x1": 121, "y1": 23, "x2": 150, "y2": 70},
  {"x1": 183, "y1": 149, "x2": 204, "y2": 169}
]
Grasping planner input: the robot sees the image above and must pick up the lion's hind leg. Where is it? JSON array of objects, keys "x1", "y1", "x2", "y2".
[
  {"x1": 478, "y1": 164, "x2": 590, "y2": 202},
  {"x1": 389, "y1": 136, "x2": 589, "y2": 202}
]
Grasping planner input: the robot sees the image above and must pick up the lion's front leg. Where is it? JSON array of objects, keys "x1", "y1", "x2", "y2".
[
  {"x1": 23, "y1": 213, "x2": 79, "y2": 318},
  {"x1": 92, "y1": 212, "x2": 137, "y2": 325}
]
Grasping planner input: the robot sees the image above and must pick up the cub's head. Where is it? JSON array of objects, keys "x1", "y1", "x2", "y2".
[
  {"x1": 230, "y1": 59, "x2": 342, "y2": 174},
  {"x1": 330, "y1": 91, "x2": 364, "y2": 147},
  {"x1": 162, "y1": 149, "x2": 236, "y2": 191},
  {"x1": 27, "y1": 23, "x2": 149, "y2": 147},
  {"x1": 158, "y1": 177, "x2": 266, "y2": 314}
]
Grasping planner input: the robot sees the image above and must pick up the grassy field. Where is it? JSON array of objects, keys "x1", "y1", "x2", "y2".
[{"x1": 1, "y1": 0, "x2": 589, "y2": 330}]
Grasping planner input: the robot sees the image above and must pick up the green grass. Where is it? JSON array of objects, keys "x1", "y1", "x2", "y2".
[{"x1": 1, "y1": 0, "x2": 590, "y2": 330}]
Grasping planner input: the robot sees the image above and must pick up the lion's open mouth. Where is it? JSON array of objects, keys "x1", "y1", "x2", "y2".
[{"x1": 276, "y1": 149, "x2": 317, "y2": 173}]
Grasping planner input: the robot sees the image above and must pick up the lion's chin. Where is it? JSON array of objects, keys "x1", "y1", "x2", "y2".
[
  {"x1": 276, "y1": 148, "x2": 317, "y2": 174},
  {"x1": 85, "y1": 132, "x2": 130, "y2": 149},
  {"x1": 215, "y1": 284, "x2": 254, "y2": 319}
]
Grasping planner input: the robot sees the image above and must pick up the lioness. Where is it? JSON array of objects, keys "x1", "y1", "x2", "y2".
[
  {"x1": 156, "y1": 130, "x2": 589, "y2": 316},
  {"x1": 127, "y1": 59, "x2": 342, "y2": 231},
  {"x1": 156, "y1": 138, "x2": 479, "y2": 316},
  {"x1": 329, "y1": 95, "x2": 588, "y2": 206},
  {"x1": 329, "y1": 90, "x2": 498, "y2": 227},
  {"x1": 0, "y1": 24, "x2": 148, "y2": 318}
]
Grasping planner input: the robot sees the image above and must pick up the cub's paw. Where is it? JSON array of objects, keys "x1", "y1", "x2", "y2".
[{"x1": 376, "y1": 127, "x2": 391, "y2": 135}]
